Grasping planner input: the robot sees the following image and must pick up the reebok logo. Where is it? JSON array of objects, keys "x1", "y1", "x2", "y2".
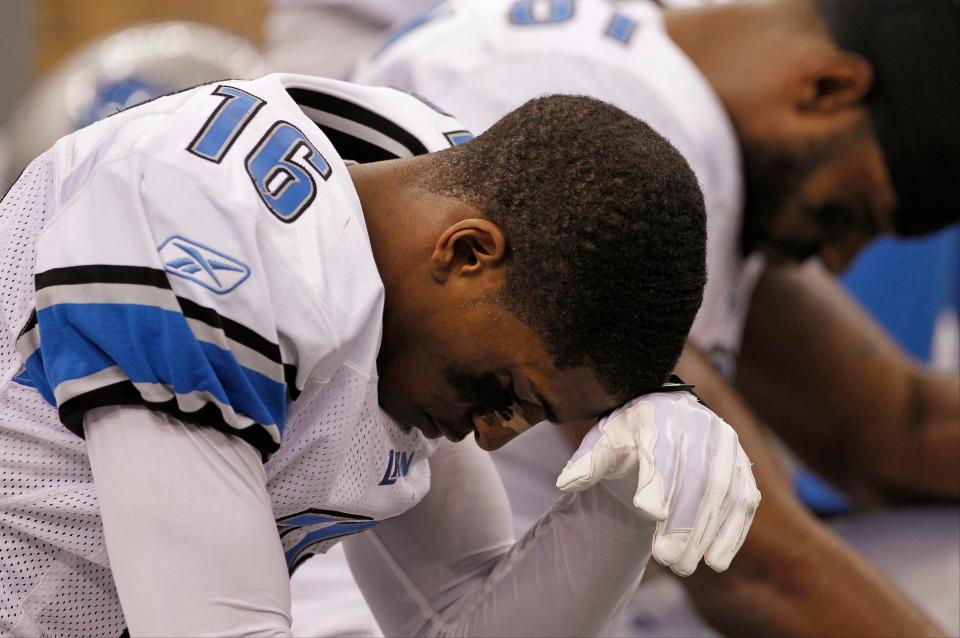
[{"x1": 159, "y1": 235, "x2": 250, "y2": 294}]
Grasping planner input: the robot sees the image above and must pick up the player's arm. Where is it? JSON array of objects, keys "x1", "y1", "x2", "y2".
[
  {"x1": 673, "y1": 345, "x2": 945, "y2": 637},
  {"x1": 85, "y1": 406, "x2": 292, "y2": 636},
  {"x1": 344, "y1": 393, "x2": 755, "y2": 637},
  {"x1": 343, "y1": 436, "x2": 656, "y2": 637},
  {"x1": 24, "y1": 139, "x2": 306, "y2": 634},
  {"x1": 734, "y1": 260, "x2": 960, "y2": 499}
]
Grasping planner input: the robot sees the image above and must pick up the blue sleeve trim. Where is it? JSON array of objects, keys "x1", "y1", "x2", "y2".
[
  {"x1": 284, "y1": 520, "x2": 380, "y2": 571},
  {"x1": 23, "y1": 351, "x2": 55, "y2": 404},
  {"x1": 33, "y1": 302, "x2": 286, "y2": 449}
]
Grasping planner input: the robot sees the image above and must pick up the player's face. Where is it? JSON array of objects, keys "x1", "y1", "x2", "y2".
[
  {"x1": 740, "y1": 108, "x2": 897, "y2": 272},
  {"x1": 376, "y1": 302, "x2": 619, "y2": 451}
]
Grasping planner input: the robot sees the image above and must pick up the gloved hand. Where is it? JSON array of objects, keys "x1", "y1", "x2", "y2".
[{"x1": 556, "y1": 387, "x2": 760, "y2": 576}]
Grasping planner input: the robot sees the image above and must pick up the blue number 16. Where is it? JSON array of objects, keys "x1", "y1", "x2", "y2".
[{"x1": 188, "y1": 85, "x2": 332, "y2": 223}]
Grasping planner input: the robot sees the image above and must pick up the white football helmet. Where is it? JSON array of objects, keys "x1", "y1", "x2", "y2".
[{"x1": 6, "y1": 21, "x2": 270, "y2": 182}]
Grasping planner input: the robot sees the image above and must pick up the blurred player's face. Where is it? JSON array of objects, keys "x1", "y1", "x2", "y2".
[
  {"x1": 739, "y1": 104, "x2": 896, "y2": 272},
  {"x1": 717, "y1": 40, "x2": 897, "y2": 271}
]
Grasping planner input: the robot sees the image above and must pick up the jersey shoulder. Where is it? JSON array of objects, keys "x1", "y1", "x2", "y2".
[
  {"x1": 281, "y1": 73, "x2": 474, "y2": 158},
  {"x1": 22, "y1": 76, "x2": 393, "y2": 458},
  {"x1": 23, "y1": 73, "x2": 472, "y2": 457}
]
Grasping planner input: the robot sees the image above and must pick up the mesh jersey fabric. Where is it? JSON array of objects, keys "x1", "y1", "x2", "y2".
[{"x1": 0, "y1": 73, "x2": 465, "y2": 636}]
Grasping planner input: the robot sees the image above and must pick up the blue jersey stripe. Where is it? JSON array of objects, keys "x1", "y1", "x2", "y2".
[
  {"x1": 284, "y1": 520, "x2": 380, "y2": 568},
  {"x1": 34, "y1": 303, "x2": 286, "y2": 433},
  {"x1": 23, "y1": 350, "x2": 56, "y2": 405}
]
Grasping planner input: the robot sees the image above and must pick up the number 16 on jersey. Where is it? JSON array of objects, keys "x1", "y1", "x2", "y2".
[{"x1": 189, "y1": 85, "x2": 333, "y2": 223}]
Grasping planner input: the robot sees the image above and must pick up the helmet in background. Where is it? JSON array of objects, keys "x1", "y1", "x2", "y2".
[{"x1": 6, "y1": 21, "x2": 269, "y2": 179}]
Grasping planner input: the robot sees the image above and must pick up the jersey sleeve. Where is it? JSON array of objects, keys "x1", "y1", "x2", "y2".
[{"x1": 15, "y1": 149, "x2": 305, "y2": 458}]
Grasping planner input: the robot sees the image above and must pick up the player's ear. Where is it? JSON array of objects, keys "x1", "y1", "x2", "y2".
[
  {"x1": 429, "y1": 218, "x2": 507, "y2": 282},
  {"x1": 793, "y1": 51, "x2": 873, "y2": 113}
]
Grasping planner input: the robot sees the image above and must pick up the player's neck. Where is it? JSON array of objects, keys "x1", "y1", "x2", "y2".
[
  {"x1": 347, "y1": 157, "x2": 466, "y2": 312},
  {"x1": 348, "y1": 158, "x2": 480, "y2": 292},
  {"x1": 348, "y1": 158, "x2": 481, "y2": 371},
  {"x1": 348, "y1": 160, "x2": 411, "y2": 293}
]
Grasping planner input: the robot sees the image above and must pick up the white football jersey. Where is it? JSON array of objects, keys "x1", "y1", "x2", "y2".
[
  {"x1": 0, "y1": 73, "x2": 470, "y2": 636},
  {"x1": 354, "y1": 0, "x2": 762, "y2": 376}
]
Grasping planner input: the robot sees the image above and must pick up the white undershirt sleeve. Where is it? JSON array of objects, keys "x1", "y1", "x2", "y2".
[
  {"x1": 84, "y1": 405, "x2": 293, "y2": 637},
  {"x1": 344, "y1": 437, "x2": 655, "y2": 637}
]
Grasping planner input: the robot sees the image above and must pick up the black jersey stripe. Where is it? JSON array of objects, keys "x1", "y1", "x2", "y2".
[
  {"x1": 35, "y1": 265, "x2": 171, "y2": 290},
  {"x1": 287, "y1": 88, "x2": 430, "y2": 157},
  {"x1": 283, "y1": 363, "x2": 302, "y2": 401},
  {"x1": 316, "y1": 125, "x2": 400, "y2": 163},
  {"x1": 276, "y1": 508, "x2": 374, "y2": 526},
  {"x1": 58, "y1": 380, "x2": 280, "y2": 460},
  {"x1": 175, "y1": 296, "x2": 283, "y2": 365},
  {"x1": 17, "y1": 309, "x2": 37, "y2": 339}
]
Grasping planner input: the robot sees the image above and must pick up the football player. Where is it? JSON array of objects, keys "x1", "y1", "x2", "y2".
[{"x1": 0, "y1": 75, "x2": 758, "y2": 635}]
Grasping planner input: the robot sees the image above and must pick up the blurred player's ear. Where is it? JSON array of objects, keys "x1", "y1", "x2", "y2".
[
  {"x1": 429, "y1": 219, "x2": 507, "y2": 283},
  {"x1": 794, "y1": 51, "x2": 873, "y2": 113}
]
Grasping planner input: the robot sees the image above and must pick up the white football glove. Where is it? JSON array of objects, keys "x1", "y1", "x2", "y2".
[{"x1": 556, "y1": 387, "x2": 760, "y2": 576}]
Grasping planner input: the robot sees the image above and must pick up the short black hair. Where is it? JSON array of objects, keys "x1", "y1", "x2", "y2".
[
  {"x1": 424, "y1": 95, "x2": 706, "y2": 401},
  {"x1": 816, "y1": 0, "x2": 960, "y2": 236}
]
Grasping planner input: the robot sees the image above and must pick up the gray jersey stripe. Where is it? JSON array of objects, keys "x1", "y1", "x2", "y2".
[
  {"x1": 298, "y1": 105, "x2": 415, "y2": 159},
  {"x1": 15, "y1": 324, "x2": 40, "y2": 363},
  {"x1": 35, "y1": 282, "x2": 179, "y2": 313},
  {"x1": 132, "y1": 381, "x2": 282, "y2": 443},
  {"x1": 53, "y1": 366, "x2": 128, "y2": 406},
  {"x1": 51, "y1": 367, "x2": 282, "y2": 444}
]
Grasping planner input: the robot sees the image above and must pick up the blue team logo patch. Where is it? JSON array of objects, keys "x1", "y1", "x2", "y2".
[
  {"x1": 444, "y1": 130, "x2": 474, "y2": 146},
  {"x1": 158, "y1": 236, "x2": 250, "y2": 294},
  {"x1": 378, "y1": 449, "x2": 416, "y2": 486}
]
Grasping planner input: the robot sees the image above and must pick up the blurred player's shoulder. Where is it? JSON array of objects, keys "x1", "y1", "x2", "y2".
[{"x1": 354, "y1": 0, "x2": 663, "y2": 84}]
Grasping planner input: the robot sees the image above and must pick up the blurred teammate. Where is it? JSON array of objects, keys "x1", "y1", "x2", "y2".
[
  {"x1": 354, "y1": 0, "x2": 960, "y2": 635},
  {"x1": 265, "y1": 0, "x2": 433, "y2": 78},
  {"x1": 0, "y1": 73, "x2": 759, "y2": 635}
]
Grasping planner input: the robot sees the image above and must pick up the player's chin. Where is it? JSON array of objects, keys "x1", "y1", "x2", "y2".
[
  {"x1": 473, "y1": 432, "x2": 519, "y2": 451},
  {"x1": 819, "y1": 234, "x2": 873, "y2": 273},
  {"x1": 411, "y1": 411, "x2": 443, "y2": 439},
  {"x1": 411, "y1": 411, "x2": 470, "y2": 442}
]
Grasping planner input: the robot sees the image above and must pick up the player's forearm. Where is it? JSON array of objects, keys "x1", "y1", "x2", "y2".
[
  {"x1": 676, "y1": 346, "x2": 945, "y2": 637},
  {"x1": 734, "y1": 262, "x2": 958, "y2": 499},
  {"x1": 440, "y1": 487, "x2": 655, "y2": 637},
  {"x1": 346, "y1": 439, "x2": 656, "y2": 637},
  {"x1": 866, "y1": 370, "x2": 960, "y2": 499},
  {"x1": 685, "y1": 495, "x2": 945, "y2": 637}
]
